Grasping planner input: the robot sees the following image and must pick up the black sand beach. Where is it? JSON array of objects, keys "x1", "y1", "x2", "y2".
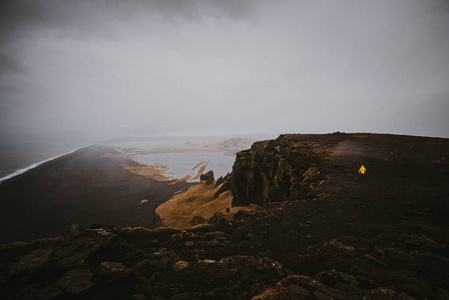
[{"x1": 0, "y1": 145, "x2": 191, "y2": 245}]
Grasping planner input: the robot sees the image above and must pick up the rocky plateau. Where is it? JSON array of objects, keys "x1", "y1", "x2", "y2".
[{"x1": 1, "y1": 133, "x2": 449, "y2": 299}]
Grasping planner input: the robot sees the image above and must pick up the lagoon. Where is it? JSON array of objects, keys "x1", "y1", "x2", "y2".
[{"x1": 133, "y1": 152, "x2": 235, "y2": 182}]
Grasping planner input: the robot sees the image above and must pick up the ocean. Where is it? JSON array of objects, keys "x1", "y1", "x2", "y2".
[{"x1": 0, "y1": 142, "x2": 85, "y2": 183}]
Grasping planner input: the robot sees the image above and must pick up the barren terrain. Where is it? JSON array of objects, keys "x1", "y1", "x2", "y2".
[{"x1": 1, "y1": 133, "x2": 448, "y2": 299}]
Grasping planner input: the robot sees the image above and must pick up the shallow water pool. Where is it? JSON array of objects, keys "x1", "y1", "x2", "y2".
[{"x1": 133, "y1": 152, "x2": 235, "y2": 182}]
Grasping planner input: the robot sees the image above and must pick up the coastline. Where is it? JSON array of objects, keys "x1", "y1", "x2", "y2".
[
  {"x1": 0, "y1": 144, "x2": 193, "y2": 245},
  {"x1": 0, "y1": 144, "x2": 92, "y2": 184},
  {"x1": 102, "y1": 142, "x2": 237, "y2": 183}
]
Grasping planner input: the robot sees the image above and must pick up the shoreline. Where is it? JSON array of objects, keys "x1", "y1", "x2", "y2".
[
  {"x1": 0, "y1": 145, "x2": 193, "y2": 246},
  {"x1": 0, "y1": 144, "x2": 93, "y2": 184},
  {"x1": 103, "y1": 146, "x2": 235, "y2": 183}
]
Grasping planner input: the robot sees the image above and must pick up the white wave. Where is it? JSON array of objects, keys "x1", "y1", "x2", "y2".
[{"x1": 0, "y1": 144, "x2": 93, "y2": 184}]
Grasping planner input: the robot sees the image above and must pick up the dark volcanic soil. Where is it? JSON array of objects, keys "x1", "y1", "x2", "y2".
[
  {"x1": 0, "y1": 145, "x2": 191, "y2": 245},
  {"x1": 0, "y1": 133, "x2": 448, "y2": 299}
]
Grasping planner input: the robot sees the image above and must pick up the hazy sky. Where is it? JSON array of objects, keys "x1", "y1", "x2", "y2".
[{"x1": 1, "y1": 0, "x2": 449, "y2": 143}]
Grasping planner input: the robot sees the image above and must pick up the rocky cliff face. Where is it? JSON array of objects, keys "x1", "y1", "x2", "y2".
[{"x1": 231, "y1": 135, "x2": 327, "y2": 207}]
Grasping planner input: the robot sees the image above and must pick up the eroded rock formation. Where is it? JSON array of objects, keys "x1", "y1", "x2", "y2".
[
  {"x1": 200, "y1": 170, "x2": 215, "y2": 185},
  {"x1": 231, "y1": 135, "x2": 327, "y2": 206}
]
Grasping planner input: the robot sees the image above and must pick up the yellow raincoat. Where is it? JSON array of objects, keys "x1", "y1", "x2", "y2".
[{"x1": 359, "y1": 165, "x2": 366, "y2": 175}]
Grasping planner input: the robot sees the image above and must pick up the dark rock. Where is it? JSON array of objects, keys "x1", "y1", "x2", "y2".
[
  {"x1": 190, "y1": 215, "x2": 206, "y2": 226},
  {"x1": 55, "y1": 241, "x2": 102, "y2": 269},
  {"x1": 313, "y1": 289, "x2": 334, "y2": 300},
  {"x1": 200, "y1": 170, "x2": 214, "y2": 184},
  {"x1": 254, "y1": 274, "x2": 363, "y2": 300},
  {"x1": 399, "y1": 234, "x2": 443, "y2": 249},
  {"x1": 204, "y1": 291, "x2": 217, "y2": 298},
  {"x1": 32, "y1": 285, "x2": 62, "y2": 300},
  {"x1": 233, "y1": 210, "x2": 252, "y2": 220},
  {"x1": 316, "y1": 269, "x2": 359, "y2": 288},
  {"x1": 170, "y1": 292, "x2": 192, "y2": 300},
  {"x1": 184, "y1": 241, "x2": 195, "y2": 247},
  {"x1": 56, "y1": 269, "x2": 93, "y2": 295},
  {"x1": 391, "y1": 270, "x2": 434, "y2": 298},
  {"x1": 367, "y1": 287, "x2": 396, "y2": 299},
  {"x1": 322, "y1": 239, "x2": 355, "y2": 257},
  {"x1": 214, "y1": 173, "x2": 232, "y2": 198},
  {"x1": 231, "y1": 137, "x2": 325, "y2": 206},
  {"x1": 395, "y1": 293, "x2": 417, "y2": 300},
  {"x1": 287, "y1": 284, "x2": 311, "y2": 296},
  {"x1": 215, "y1": 176, "x2": 225, "y2": 187},
  {"x1": 9, "y1": 249, "x2": 54, "y2": 278},
  {"x1": 172, "y1": 260, "x2": 190, "y2": 272},
  {"x1": 55, "y1": 226, "x2": 119, "y2": 270},
  {"x1": 246, "y1": 232, "x2": 255, "y2": 239},
  {"x1": 208, "y1": 212, "x2": 227, "y2": 225},
  {"x1": 66, "y1": 224, "x2": 82, "y2": 240},
  {"x1": 203, "y1": 231, "x2": 228, "y2": 239},
  {"x1": 132, "y1": 259, "x2": 155, "y2": 281},
  {"x1": 96, "y1": 261, "x2": 132, "y2": 282}
]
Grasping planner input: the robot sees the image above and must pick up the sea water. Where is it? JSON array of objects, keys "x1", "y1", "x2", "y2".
[
  {"x1": 0, "y1": 142, "x2": 85, "y2": 183},
  {"x1": 133, "y1": 152, "x2": 236, "y2": 182}
]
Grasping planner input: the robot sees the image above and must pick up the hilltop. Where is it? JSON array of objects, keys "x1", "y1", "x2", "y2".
[{"x1": 1, "y1": 133, "x2": 448, "y2": 299}]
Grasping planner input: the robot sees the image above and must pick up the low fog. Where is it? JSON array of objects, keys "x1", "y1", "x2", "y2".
[{"x1": 1, "y1": 0, "x2": 449, "y2": 143}]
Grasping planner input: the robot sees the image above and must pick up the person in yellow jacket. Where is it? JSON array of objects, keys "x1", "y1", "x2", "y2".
[{"x1": 359, "y1": 165, "x2": 366, "y2": 175}]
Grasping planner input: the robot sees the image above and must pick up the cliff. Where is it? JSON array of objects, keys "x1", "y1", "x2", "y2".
[
  {"x1": 231, "y1": 135, "x2": 328, "y2": 206},
  {"x1": 231, "y1": 133, "x2": 449, "y2": 208}
]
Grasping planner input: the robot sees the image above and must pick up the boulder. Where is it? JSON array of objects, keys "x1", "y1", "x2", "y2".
[
  {"x1": 316, "y1": 269, "x2": 359, "y2": 289},
  {"x1": 9, "y1": 249, "x2": 54, "y2": 278},
  {"x1": 200, "y1": 170, "x2": 214, "y2": 184},
  {"x1": 190, "y1": 215, "x2": 206, "y2": 226},
  {"x1": 185, "y1": 241, "x2": 195, "y2": 247},
  {"x1": 55, "y1": 241, "x2": 102, "y2": 269},
  {"x1": 96, "y1": 261, "x2": 132, "y2": 282},
  {"x1": 56, "y1": 269, "x2": 93, "y2": 295},
  {"x1": 66, "y1": 224, "x2": 82, "y2": 240},
  {"x1": 254, "y1": 274, "x2": 363, "y2": 300},
  {"x1": 208, "y1": 212, "x2": 227, "y2": 225},
  {"x1": 172, "y1": 260, "x2": 190, "y2": 272}
]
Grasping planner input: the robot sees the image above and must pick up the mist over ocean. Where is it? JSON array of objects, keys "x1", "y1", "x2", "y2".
[{"x1": 0, "y1": 142, "x2": 83, "y2": 180}]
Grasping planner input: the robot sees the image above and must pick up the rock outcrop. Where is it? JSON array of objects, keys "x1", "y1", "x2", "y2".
[
  {"x1": 200, "y1": 170, "x2": 215, "y2": 184},
  {"x1": 2, "y1": 219, "x2": 448, "y2": 299},
  {"x1": 0, "y1": 224, "x2": 289, "y2": 299},
  {"x1": 231, "y1": 135, "x2": 327, "y2": 206},
  {"x1": 214, "y1": 173, "x2": 232, "y2": 199}
]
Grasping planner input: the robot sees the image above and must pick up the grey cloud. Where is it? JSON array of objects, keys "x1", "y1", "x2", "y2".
[
  {"x1": 0, "y1": 0, "x2": 255, "y2": 37},
  {"x1": 0, "y1": 0, "x2": 448, "y2": 143},
  {"x1": 0, "y1": 0, "x2": 256, "y2": 80},
  {"x1": 0, "y1": 51, "x2": 23, "y2": 75}
]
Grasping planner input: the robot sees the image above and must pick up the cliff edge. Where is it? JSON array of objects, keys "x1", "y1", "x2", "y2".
[{"x1": 1, "y1": 133, "x2": 449, "y2": 299}]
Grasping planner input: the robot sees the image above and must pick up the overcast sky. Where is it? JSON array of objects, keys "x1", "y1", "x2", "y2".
[{"x1": 1, "y1": 0, "x2": 449, "y2": 143}]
